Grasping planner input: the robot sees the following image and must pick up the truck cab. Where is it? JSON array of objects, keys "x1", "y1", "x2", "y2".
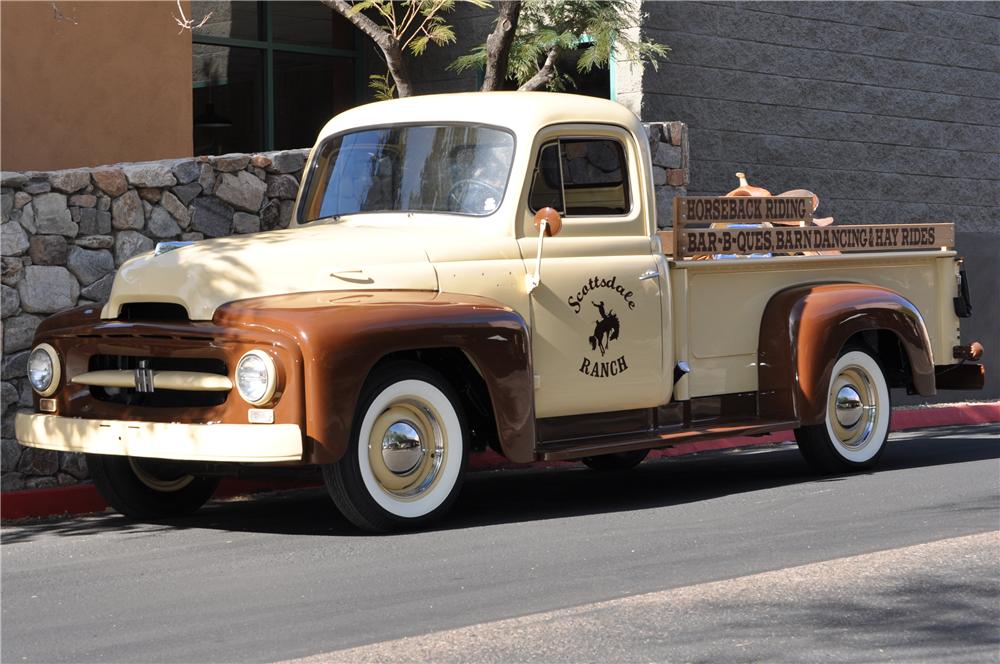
[
  {"x1": 16, "y1": 93, "x2": 984, "y2": 532},
  {"x1": 287, "y1": 94, "x2": 668, "y2": 418}
]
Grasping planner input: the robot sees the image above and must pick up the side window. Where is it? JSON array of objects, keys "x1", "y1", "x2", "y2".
[{"x1": 528, "y1": 138, "x2": 630, "y2": 216}]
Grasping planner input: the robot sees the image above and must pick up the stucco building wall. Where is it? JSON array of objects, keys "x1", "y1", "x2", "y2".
[
  {"x1": 0, "y1": 1, "x2": 193, "y2": 171},
  {"x1": 635, "y1": 1, "x2": 999, "y2": 400}
]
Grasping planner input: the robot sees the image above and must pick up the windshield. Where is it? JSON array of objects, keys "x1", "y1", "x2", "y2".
[{"x1": 300, "y1": 124, "x2": 515, "y2": 222}]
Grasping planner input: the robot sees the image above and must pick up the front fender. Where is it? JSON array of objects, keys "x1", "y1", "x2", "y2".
[
  {"x1": 215, "y1": 291, "x2": 535, "y2": 464},
  {"x1": 758, "y1": 283, "x2": 935, "y2": 425}
]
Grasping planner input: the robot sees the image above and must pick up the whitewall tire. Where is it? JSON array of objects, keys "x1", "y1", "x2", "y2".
[
  {"x1": 323, "y1": 362, "x2": 468, "y2": 532},
  {"x1": 794, "y1": 348, "x2": 892, "y2": 473}
]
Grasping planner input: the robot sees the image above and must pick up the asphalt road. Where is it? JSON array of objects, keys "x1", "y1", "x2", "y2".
[{"x1": 2, "y1": 423, "x2": 998, "y2": 663}]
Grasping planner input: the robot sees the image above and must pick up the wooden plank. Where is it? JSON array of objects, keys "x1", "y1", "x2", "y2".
[
  {"x1": 673, "y1": 202, "x2": 684, "y2": 258},
  {"x1": 656, "y1": 230, "x2": 674, "y2": 255},
  {"x1": 673, "y1": 196, "x2": 814, "y2": 226},
  {"x1": 675, "y1": 223, "x2": 954, "y2": 258}
]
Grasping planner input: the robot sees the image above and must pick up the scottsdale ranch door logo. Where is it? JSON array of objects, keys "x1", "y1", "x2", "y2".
[{"x1": 567, "y1": 276, "x2": 637, "y2": 378}]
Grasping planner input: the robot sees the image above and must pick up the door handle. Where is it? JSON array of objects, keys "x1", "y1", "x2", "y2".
[
  {"x1": 639, "y1": 268, "x2": 659, "y2": 281},
  {"x1": 330, "y1": 268, "x2": 374, "y2": 284}
]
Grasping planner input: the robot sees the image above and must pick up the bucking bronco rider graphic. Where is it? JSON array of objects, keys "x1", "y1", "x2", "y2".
[{"x1": 589, "y1": 301, "x2": 620, "y2": 356}]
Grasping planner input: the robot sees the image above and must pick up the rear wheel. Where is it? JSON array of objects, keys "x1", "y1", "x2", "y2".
[
  {"x1": 794, "y1": 347, "x2": 891, "y2": 474},
  {"x1": 581, "y1": 449, "x2": 649, "y2": 471},
  {"x1": 87, "y1": 454, "x2": 219, "y2": 519},
  {"x1": 323, "y1": 362, "x2": 468, "y2": 532}
]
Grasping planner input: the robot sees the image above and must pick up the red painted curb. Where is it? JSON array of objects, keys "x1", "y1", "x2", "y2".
[
  {"x1": 3, "y1": 401, "x2": 997, "y2": 521},
  {"x1": 891, "y1": 401, "x2": 1000, "y2": 429},
  {"x1": 1, "y1": 483, "x2": 109, "y2": 521}
]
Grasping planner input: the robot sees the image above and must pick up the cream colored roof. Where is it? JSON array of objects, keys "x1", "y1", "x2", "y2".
[{"x1": 316, "y1": 91, "x2": 644, "y2": 142}]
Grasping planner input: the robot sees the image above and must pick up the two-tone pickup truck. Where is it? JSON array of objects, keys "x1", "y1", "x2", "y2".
[{"x1": 16, "y1": 92, "x2": 984, "y2": 531}]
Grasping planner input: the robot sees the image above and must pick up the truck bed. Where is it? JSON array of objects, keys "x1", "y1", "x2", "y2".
[{"x1": 666, "y1": 250, "x2": 960, "y2": 399}]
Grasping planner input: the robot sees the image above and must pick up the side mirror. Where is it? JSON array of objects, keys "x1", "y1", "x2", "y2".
[
  {"x1": 526, "y1": 208, "x2": 562, "y2": 293},
  {"x1": 533, "y1": 207, "x2": 563, "y2": 237}
]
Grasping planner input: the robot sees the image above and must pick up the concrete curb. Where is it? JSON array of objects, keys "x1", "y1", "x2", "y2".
[{"x1": 3, "y1": 401, "x2": 997, "y2": 521}]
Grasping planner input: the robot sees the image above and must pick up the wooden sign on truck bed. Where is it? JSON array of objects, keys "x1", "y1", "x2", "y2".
[{"x1": 671, "y1": 196, "x2": 954, "y2": 259}]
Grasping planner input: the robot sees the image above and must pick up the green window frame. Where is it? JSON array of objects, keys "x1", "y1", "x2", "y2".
[{"x1": 192, "y1": 1, "x2": 364, "y2": 150}]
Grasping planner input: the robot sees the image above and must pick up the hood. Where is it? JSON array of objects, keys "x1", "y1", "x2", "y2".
[{"x1": 103, "y1": 223, "x2": 438, "y2": 320}]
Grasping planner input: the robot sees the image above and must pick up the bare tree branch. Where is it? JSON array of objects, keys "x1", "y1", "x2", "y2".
[
  {"x1": 481, "y1": 1, "x2": 521, "y2": 91},
  {"x1": 172, "y1": 0, "x2": 212, "y2": 34},
  {"x1": 379, "y1": 1, "x2": 400, "y2": 35},
  {"x1": 518, "y1": 46, "x2": 559, "y2": 91},
  {"x1": 320, "y1": 0, "x2": 393, "y2": 50},
  {"x1": 402, "y1": 0, "x2": 449, "y2": 52},
  {"x1": 320, "y1": 0, "x2": 413, "y2": 96},
  {"x1": 397, "y1": 1, "x2": 423, "y2": 44}
]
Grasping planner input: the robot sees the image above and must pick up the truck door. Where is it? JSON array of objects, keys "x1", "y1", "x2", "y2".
[{"x1": 518, "y1": 125, "x2": 664, "y2": 419}]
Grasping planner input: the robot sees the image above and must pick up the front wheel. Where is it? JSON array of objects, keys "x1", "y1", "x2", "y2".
[
  {"x1": 794, "y1": 347, "x2": 892, "y2": 474},
  {"x1": 323, "y1": 362, "x2": 468, "y2": 532},
  {"x1": 87, "y1": 454, "x2": 219, "y2": 519}
]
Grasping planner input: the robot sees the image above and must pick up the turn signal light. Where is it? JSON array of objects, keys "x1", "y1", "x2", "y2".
[
  {"x1": 248, "y1": 408, "x2": 274, "y2": 424},
  {"x1": 953, "y1": 342, "x2": 983, "y2": 361}
]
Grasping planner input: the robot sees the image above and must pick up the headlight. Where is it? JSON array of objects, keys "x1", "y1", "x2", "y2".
[
  {"x1": 28, "y1": 344, "x2": 61, "y2": 397},
  {"x1": 235, "y1": 350, "x2": 276, "y2": 405}
]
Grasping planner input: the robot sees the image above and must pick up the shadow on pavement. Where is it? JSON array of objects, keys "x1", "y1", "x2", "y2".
[
  {"x1": 3, "y1": 424, "x2": 997, "y2": 544},
  {"x1": 676, "y1": 571, "x2": 1000, "y2": 663}
]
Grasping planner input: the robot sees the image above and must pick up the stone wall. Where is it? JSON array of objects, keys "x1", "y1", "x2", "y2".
[
  {"x1": 636, "y1": 0, "x2": 999, "y2": 402},
  {"x1": 1, "y1": 149, "x2": 309, "y2": 491},
  {"x1": 0, "y1": 123, "x2": 689, "y2": 492}
]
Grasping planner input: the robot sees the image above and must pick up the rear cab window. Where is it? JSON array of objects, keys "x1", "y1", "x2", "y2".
[{"x1": 528, "y1": 138, "x2": 631, "y2": 216}]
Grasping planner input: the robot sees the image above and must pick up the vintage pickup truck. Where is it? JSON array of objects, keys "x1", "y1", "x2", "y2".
[{"x1": 16, "y1": 93, "x2": 984, "y2": 531}]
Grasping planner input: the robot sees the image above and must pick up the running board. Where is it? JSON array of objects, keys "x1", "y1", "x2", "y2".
[{"x1": 537, "y1": 419, "x2": 800, "y2": 461}]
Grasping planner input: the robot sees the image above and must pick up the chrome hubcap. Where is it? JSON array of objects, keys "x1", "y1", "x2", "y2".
[
  {"x1": 381, "y1": 421, "x2": 425, "y2": 475},
  {"x1": 368, "y1": 400, "x2": 447, "y2": 499},
  {"x1": 828, "y1": 365, "x2": 879, "y2": 450},
  {"x1": 834, "y1": 385, "x2": 863, "y2": 427}
]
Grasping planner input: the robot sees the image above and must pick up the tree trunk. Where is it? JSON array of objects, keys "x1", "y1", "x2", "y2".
[
  {"x1": 383, "y1": 40, "x2": 414, "y2": 98},
  {"x1": 518, "y1": 46, "x2": 559, "y2": 92},
  {"x1": 321, "y1": 0, "x2": 414, "y2": 97},
  {"x1": 481, "y1": 1, "x2": 521, "y2": 92}
]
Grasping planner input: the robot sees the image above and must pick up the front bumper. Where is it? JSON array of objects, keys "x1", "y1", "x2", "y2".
[{"x1": 15, "y1": 413, "x2": 303, "y2": 463}]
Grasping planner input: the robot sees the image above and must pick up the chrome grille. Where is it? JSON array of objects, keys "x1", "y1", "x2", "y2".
[{"x1": 86, "y1": 355, "x2": 229, "y2": 408}]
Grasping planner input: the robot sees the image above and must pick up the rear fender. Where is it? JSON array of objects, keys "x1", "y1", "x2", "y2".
[{"x1": 758, "y1": 283, "x2": 935, "y2": 425}]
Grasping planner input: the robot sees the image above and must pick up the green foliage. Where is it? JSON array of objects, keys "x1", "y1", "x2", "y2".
[
  {"x1": 346, "y1": 0, "x2": 489, "y2": 98},
  {"x1": 348, "y1": 0, "x2": 486, "y2": 55},
  {"x1": 368, "y1": 72, "x2": 397, "y2": 101},
  {"x1": 451, "y1": 0, "x2": 669, "y2": 91},
  {"x1": 450, "y1": 46, "x2": 488, "y2": 77}
]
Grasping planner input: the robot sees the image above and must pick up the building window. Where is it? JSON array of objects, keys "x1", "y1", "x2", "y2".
[{"x1": 192, "y1": 1, "x2": 360, "y2": 155}]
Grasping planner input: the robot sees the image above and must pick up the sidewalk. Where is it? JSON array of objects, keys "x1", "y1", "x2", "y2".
[{"x1": 3, "y1": 401, "x2": 997, "y2": 521}]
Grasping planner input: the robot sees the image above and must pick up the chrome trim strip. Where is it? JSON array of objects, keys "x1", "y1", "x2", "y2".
[{"x1": 71, "y1": 370, "x2": 233, "y2": 392}]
